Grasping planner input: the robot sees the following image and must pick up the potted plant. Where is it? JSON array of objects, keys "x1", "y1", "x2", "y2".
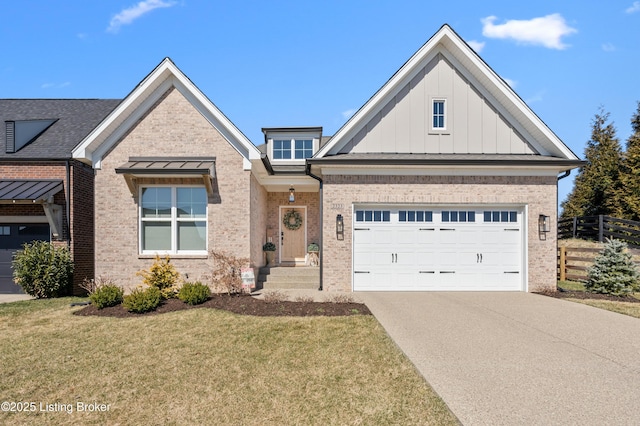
[
  {"x1": 263, "y1": 242, "x2": 276, "y2": 265},
  {"x1": 307, "y1": 242, "x2": 319, "y2": 266}
]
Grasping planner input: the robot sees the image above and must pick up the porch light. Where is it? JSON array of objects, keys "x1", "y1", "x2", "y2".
[
  {"x1": 289, "y1": 186, "x2": 295, "y2": 203},
  {"x1": 336, "y1": 214, "x2": 344, "y2": 240},
  {"x1": 538, "y1": 214, "x2": 550, "y2": 238}
]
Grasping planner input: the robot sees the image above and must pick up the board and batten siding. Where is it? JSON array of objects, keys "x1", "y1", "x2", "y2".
[{"x1": 338, "y1": 53, "x2": 536, "y2": 155}]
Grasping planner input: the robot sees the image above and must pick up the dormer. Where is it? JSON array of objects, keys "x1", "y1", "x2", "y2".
[{"x1": 261, "y1": 127, "x2": 322, "y2": 165}]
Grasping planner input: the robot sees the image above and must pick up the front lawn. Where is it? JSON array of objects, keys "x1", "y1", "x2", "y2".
[
  {"x1": 556, "y1": 280, "x2": 640, "y2": 319},
  {"x1": 0, "y1": 298, "x2": 458, "y2": 425}
]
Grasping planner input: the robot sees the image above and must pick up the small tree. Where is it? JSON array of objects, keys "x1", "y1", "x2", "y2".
[
  {"x1": 585, "y1": 239, "x2": 639, "y2": 296},
  {"x1": 12, "y1": 241, "x2": 74, "y2": 298},
  {"x1": 136, "y1": 255, "x2": 180, "y2": 299}
]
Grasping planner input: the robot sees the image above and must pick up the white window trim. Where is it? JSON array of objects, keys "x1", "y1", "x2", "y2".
[
  {"x1": 269, "y1": 134, "x2": 318, "y2": 164},
  {"x1": 139, "y1": 185, "x2": 208, "y2": 255},
  {"x1": 430, "y1": 98, "x2": 447, "y2": 133}
]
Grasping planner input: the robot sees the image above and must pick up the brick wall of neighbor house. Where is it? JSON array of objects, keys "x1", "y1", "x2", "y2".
[
  {"x1": 0, "y1": 161, "x2": 95, "y2": 294},
  {"x1": 94, "y1": 87, "x2": 252, "y2": 291},
  {"x1": 321, "y1": 174, "x2": 558, "y2": 292},
  {"x1": 249, "y1": 174, "x2": 268, "y2": 268},
  {"x1": 266, "y1": 191, "x2": 320, "y2": 263}
]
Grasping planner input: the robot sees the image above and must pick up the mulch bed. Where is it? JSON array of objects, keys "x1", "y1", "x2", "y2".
[
  {"x1": 73, "y1": 294, "x2": 372, "y2": 318},
  {"x1": 535, "y1": 289, "x2": 640, "y2": 303}
]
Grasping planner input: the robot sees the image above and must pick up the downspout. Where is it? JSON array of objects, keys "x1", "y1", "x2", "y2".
[
  {"x1": 65, "y1": 160, "x2": 71, "y2": 249},
  {"x1": 557, "y1": 170, "x2": 570, "y2": 181},
  {"x1": 305, "y1": 162, "x2": 323, "y2": 291}
]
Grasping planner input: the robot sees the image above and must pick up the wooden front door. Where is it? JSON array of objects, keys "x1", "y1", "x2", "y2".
[{"x1": 280, "y1": 207, "x2": 306, "y2": 263}]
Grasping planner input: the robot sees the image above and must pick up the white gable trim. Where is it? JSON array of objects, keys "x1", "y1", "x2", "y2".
[
  {"x1": 72, "y1": 58, "x2": 261, "y2": 169},
  {"x1": 315, "y1": 24, "x2": 579, "y2": 161}
]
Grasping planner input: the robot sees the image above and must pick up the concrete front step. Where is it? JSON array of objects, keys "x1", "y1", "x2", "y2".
[{"x1": 259, "y1": 266, "x2": 320, "y2": 290}]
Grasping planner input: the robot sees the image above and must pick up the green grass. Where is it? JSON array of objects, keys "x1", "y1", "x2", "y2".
[
  {"x1": 557, "y1": 280, "x2": 586, "y2": 291},
  {"x1": 0, "y1": 298, "x2": 458, "y2": 425},
  {"x1": 557, "y1": 280, "x2": 640, "y2": 318}
]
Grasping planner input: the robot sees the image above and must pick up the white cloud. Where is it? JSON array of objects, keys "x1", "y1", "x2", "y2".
[
  {"x1": 107, "y1": 0, "x2": 177, "y2": 33},
  {"x1": 626, "y1": 1, "x2": 640, "y2": 13},
  {"x1": 525, "y1": 90, "x2": 546, "y2": 105},
  {"x1": 342, "y1": 109, "x2": 357, "y2": 119},
  {"x1": 467, "y1": 40, "x2": 485, "y2": 53},
  {"x1": 481, "y1": 14, "x2": 577, "y2": 50},
  {"x1": 602, "y1": 43, "x2": 616, "y2": 52},
  {"x1": 41, "y1": 82, "x2": 71, "y2": 89},
  {"x1": 503, "y1": 78, "x2": 517, "y2": 88}
]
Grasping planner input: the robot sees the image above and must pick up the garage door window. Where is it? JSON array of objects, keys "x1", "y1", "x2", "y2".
[
  {"x1": 399, "y1": 210, "x2": 433, "y2": 222},
  {"x1": 355, "y1": 210, "x2": 390, "y2": 222},
  {"x1": 484, "y1": 211, "x2": 517, "y2": 223},
  {"x1": 442, "y1": 211, "x2": 475, "y2": 222}
]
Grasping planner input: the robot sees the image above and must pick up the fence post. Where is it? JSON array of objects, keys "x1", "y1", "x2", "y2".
[
  {"x1": 598, "y1": 215, "x2": 604, "y2": 242},
  {"x1": 559, "y1": 246, "x2": 566, "y2": 281},
  {"x1": 572, "y1": 217, "x2": 577, "y2": 238}
]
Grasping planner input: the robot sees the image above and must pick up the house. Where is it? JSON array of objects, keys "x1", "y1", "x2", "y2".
[
  {"x1": 70, "y1": 24, "x2": 581, "y2": 293},
  {"x1": 0, "y1": 99, "x2": 120, "y2": 294}
]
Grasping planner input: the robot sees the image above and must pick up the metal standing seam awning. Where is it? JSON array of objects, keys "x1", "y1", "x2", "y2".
[
  {"x1": 115, "y1": 157, "x2": 216, "y2": 196},
  {"x1": 0, "y1": 179, "x2": 65, "y2": 238}
]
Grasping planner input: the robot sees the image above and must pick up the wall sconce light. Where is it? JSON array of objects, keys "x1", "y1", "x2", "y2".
[
  {"x1": 288, "y1": 186, "x2": 295, "y2": 203},
  {"x1": 538, "y1": 214, "x2": 550, "y2": 239},
  {"x1": 336, "y1": 214, "x2": 344, "y2": 240}
]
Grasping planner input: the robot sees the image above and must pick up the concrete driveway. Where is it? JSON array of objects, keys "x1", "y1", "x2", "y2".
[{"x1": 360, "y1": 292, "x2": 640, "y2": 425}]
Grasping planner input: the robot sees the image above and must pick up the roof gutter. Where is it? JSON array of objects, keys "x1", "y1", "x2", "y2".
[
  {"x1": 305, "y1": 162, "x2": 323, "y2": 291},
  {"x1": 557, "y1": 170, "x2": 571, "y2": 181}
]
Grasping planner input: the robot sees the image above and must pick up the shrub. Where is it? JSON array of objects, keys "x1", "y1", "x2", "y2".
[
  {"x1": 262, "y1": 242, "x2": 276, "y2": 251},
  {"x1": 122, "y1": 287, "x2": 162, "y2": 313},
  {"x1": 586, "y1": 239, "x2": 640, "y2": 296},
  {"x1": 177, "y1": 282, "x2": 211, "y2": 305},
  {"x1": 89, "y1": 284, "x2": 124, "y2": 309},
  {"x1": 12, "y1": 241, "x2": 74, "y2": 298},
  {"x1": 208, "y1": 251, "x2": 250, "y2": 295},
  {"x1": 137, "y1": 255, "x2": 180, "y2": 299}
]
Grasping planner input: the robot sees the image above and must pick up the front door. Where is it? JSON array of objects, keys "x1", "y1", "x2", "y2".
[{"x1": 280, "y1": 207, "x2": 306, "y2": 263}]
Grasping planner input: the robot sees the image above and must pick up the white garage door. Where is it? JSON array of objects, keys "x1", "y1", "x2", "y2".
[{"x1": 353, "y1": 207, "x2": 523, "y2": 291}]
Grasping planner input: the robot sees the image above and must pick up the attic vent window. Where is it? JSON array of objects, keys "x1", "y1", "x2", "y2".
[{"x1": 432, "y1": 99, "x2": 446, "y2": 130}]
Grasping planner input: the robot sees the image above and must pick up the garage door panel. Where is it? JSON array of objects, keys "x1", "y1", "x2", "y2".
[{"x1": 353, "y1": 207, "x2": 523, "y2": 292}]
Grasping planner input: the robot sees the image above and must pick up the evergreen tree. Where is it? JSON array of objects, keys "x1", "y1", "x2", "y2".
[
  {"x1": 561, "y1": 108, "x2": 623, "y2": 218},
  {"x1": 585, "y1": 239, "x2": 639, "y2": 296},
  {"x1": 617, "y1": 102, "x2": 640, "y2": 221}
]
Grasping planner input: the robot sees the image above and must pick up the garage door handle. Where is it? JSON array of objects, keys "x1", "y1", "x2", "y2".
[
  {"x1": 354, "y1": 228, "x2": 370, "y2": 231},
  {"x1": 440, "y1": 271, "x2": 455, "y2": 274},
  {"x1": 419, "y1": 271, "x2": 435, "y2": 274},
  {"x1": 354, "y1": 271, "x2": 370, "y2": 274},
  {"x1": 504, "y1": 228, "x2": 519, "y2": 231},
  {"x1": 419, "y1": 228, "x2": 435, "y2": 231},
  {"x1": 504, "y1": 271, "x2": 520, "y2": 274},
  {"x1": 440, "y1": 228, "x2": 456, "y2": 231}
]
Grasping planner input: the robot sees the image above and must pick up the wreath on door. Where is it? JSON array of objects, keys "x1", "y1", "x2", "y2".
[{"x1": 283, "y1": 210, "x2": 303, "y2": 231}]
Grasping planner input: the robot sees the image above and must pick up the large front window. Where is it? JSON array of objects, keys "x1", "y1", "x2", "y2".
[{"x1": 140, "y1": 186, "x2": 207, "y2": 254}]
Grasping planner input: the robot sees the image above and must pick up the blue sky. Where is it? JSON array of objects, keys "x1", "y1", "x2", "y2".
[{"x1": 2, "y1": 1, "x2": 639, "y2": 207}]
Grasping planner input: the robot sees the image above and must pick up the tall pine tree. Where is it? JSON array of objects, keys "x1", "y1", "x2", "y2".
[
  {"x1": 617, "y1": 102, "x2": 640, "y2": 221},
  {"x1": 561, "y1": 108, "x2": 623, "y2": 218}
]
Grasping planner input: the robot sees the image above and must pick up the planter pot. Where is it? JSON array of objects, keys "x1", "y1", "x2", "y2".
[{"x1": 265, "y1": 251, "x2": 275, "y2": 265}]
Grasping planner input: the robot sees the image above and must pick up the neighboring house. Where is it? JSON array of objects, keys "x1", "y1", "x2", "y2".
[
  {"x1": 0, "y1": 99, "x2": 120, "y2": 294},
  {"x1": 70, "y1": 24, "x2": 581, "y2": 293}
]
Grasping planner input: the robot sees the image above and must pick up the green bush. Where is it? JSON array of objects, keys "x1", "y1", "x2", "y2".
[
  {"x1": 89, "y1": 284, "x2": 124, "y2": 309},
  {"x1": 12, "y1": 241, "x2": 74, "y2": 298},
  {"x1": 137, "y1": 255, "x2": 180, "y2": 299},
  {"x1": 122, "y1": 287, "x2": 162, "y2": 313},
  {"x1": 586, "y1": 239, "x2": 640, "y2": 296},
  {"x1": 177, "y1": 282, "x2": 211, "y2": 305}
]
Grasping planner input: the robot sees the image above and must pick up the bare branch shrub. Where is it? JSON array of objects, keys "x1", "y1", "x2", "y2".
[
  {"x1": 207, "y1": 251, "x2": 250, "y2": 295},
  {"x1": 263, "y1": 290, "x2": 287, "y2": 303},
  {"x1": 293, "y1": 295, "x2": 314, "y2": 303},
  {"x1": 327, "y1": 293, "x2": 355, "y2": 304},
  {"x1": 80, "y1": 276, "x2": 117, "y2": 295}
]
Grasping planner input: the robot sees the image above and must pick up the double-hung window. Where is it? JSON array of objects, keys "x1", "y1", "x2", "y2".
[{"x1": 140, "y1": 186, "x2": 207, "y2": 254}]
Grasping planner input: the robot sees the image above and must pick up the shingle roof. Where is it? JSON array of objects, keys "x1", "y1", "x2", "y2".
[{"x1": 0, "y1": 99, "x2": 121, "y2": 159}]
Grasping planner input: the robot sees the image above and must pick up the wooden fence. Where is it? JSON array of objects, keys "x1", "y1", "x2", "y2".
[
  {"x1": 558, "y1": 215, "x2": 640, "y2": 247},
  {"x1": 558, "y1": 245, "x2": 640, "y2": 282}
]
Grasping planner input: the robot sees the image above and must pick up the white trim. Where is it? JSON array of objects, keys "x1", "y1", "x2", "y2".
[
  {"x1": 315, "y1": 25, "x2": 579, "y2": 161},
  {"x1": 72, "y1": 58, "x2": 261, "y2": 168},
  {"x1": 430, "y1": 98, "x2": 447, "y2": 133},
  {"x1": 278, "y1": 205, "x2": 307, "y2": 264}
]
